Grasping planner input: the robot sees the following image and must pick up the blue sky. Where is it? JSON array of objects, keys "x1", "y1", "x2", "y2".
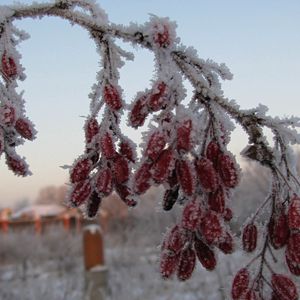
[{"x1": 1, "y1": 0, "x2": 300, "y2": 206}]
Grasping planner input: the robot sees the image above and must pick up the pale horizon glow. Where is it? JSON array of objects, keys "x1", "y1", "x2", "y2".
[{"x1": 1, "y1": 0, "x2": 300, "y2": 206}]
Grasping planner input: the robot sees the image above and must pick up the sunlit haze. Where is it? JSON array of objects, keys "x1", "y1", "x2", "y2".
[{"x1": 1, "y1": 0, "x2": 300, "y2": 206}]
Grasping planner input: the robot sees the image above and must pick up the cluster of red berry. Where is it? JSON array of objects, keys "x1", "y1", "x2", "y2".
[
  {"x1": 0, "y1": 51, "x2": 36, "y2": 176},
  {"x1": 68, "y1": 82, "x2": 137, "y2": 217},
  {"x1": 231, "y1": 195, "x2": 300, "y2": 299}
]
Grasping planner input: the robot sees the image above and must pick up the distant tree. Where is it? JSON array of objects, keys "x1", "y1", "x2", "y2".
[
  {"x1": 0, "y1": 1, "x2": 300, "y2": 299},
  {"x1": 35, "y1": 185, "x2": 67, "y2": 206}
]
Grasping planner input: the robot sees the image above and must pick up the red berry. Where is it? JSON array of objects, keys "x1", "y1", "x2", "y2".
[
  {"x1": 152, "y1": 149, "x2": 174, "y2": 184},
  {"x1": 115, "y1": 184, "x2": 137, "y2": 207},
  {"x1": 208, "y1": 188, "x2": 225, "y2": 213},
  {"x1": 15, "y1": 118, "x2": 35, "y2": 140},
  {"x1": 288, "y1": 194, "x2": 300, "y2": 230},
  {"x1": 217, "y1": 153, "x2": 239, "y2": 188},
  {"x1": 177, "y1": 246, "x2": 196, "y2": 281},
  {"x1": 96, "y1": 168, "x2": 113, "y2": 196},
  {"x1": 6, "y1": 152, "x2": 28, "y2": 176},
  {"x1": 195, "y1": 157, "x2": 219, "y2": 192},
  {"x1": 103, "y1": 84, "x2": 122, "y2": 111},
  {"x1": 85, "y1": 117, "x2": 99, "y2": 143},
  {"x1": 113, "y1": 155, "x2": 129, "y2": 184},
  {"x1": 129, "y1": 94, "x2": 149, "y2": 128},
  {"x1": 206, "y1": 141, "x2": 221, "y2": 166},
  {"x1": 145, "y1": 131, "x2": 166, "y2": 161},
  {"x1": 100, "y1": 132, "x2": 116, "y2": 159},
  {"x1": 181, "y1": 197, "x2": 202, "y2": 231},
  {"x1": 177, "y1": 119, "x2": 192, "y2": 152},
  {"x1": 231, "y1": 268, "x2": 250, "y2": 300},
  {"x1": 162, "y1": 187, "x2": 179, "y2": 211},
  {"x1": 194, "y1": 237, "x2": 216, "y2": 271},
  {"x1": 200, "y1": 211, "x2": 222, "y2": 244},
  {"x1": 286, "y1": 250, "x2": 300, "y2": 276},
  {"x1": 243, "y1": 290, "x2": 258, "y2": 300},
  {"x1": 271, "y1": 274, "x2": 298, "y2": 300},
  {"x1": 119, "y1": 141, "x2": 135, "y2": 162},
  {"x1": 70, "y1": 180, "x2": 92, "y2": 207},
  {"x1": 147, "y1": 82, "x2": 167, "y2": 111},
  {"x1": 153, "y1": 25, "x2": 170, "y2": 48},
  {"x1": 160, "y1": 250, "x2": 179, "y2": 279},
  {"x1": 242, "y1": 223, "x2": 257, "y2": 252},
  {"x1": 176, "y1": 159, "x2": 195, "y2": 196},
  {"x1": 163, "y1": 225, "x2": 187, "y2": 253},
  {"x1": 269, "y1": 211, "x2": 290, "y2": 249},
  {"x1": 70, "y1": 157, "x2": 92, "y2": 183},
  {"x1": 223, "y1": 207, "x2": 233, "y2": 222},
  {"x1": 217, "y1": 231, "x2": 234, "y2": 254},
  {"x1": 87, "y1": 191, "x2": 102, "y2": 218},
  {"x1": 133, "y1": 161, "x2": 152, "y2": 194},
  {"x1": 0, "y1": 104, "x2": 15, "y2": 126},
  {"x1": 287, "y1": 232, "x2": 300, "y2": 264},
  {"x1": 1, "y1": 52, "x2": 17, "y2": 78}
]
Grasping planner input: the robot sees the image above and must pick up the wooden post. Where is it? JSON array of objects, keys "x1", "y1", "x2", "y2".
[
  {"x1": 83, "y1": 222, "x2": 109, "y2": 300},
  {"x1": 0, "y1": 218, "x2": 8, "y2": 234}
]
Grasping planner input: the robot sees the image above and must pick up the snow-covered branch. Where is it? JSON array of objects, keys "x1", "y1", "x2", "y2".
[{"x1": 0, "y1": 1, "x2": 300, "y2": 299}]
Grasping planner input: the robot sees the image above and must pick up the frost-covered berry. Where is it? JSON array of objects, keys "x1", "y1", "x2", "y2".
[
  {"x1": 160, "y1": 250, "x2": 179, "y2": 279},
  {"x1": 100, "y1": 132, "x2": 116, "y2": 159},
  {"x1": 133, "y1": 161, "x2": 152, "y2": 194},
  {"x1": 113, "y1": 154, "x2": 129, "y2": 184},
  {"x1": 129, "y1": 94, "x2": 149, "y2": 128},
  {"x1": 152, "y1": 149, "x2": 174, "y2": 184},
  {"x1": 242, "y1": 223, "x2": 257, "y2": 253},
  {"x1": 0, "y1": 104, "x2": 16, "y2": 126},
  {"x1": 177, "y1": 119, "x2": 192, "y2": 152},
  {"x1": 96, "y1": 168, "x2": 113, "y2": 196},
  {"x1": 85, "y1": 117, "x2": 99, "y2": 144},
  {"x1": 194, "y1": 237, "x2": 216, "y2": 271},
  {"x1": 181, "y1": 197, "x2": 202, "y2": 231},
  {"x1": 177, "y1": 246, "x2": 196, "y2": 281},
  {"x1": 6, "y1": 152, "x2": 28, "y2": 176},
  {"x1": 217, "y1": 231, "x2": 234, "y2": 254},
  {"x1": 271, "y1": 274, "x2": 298, "y2": 300},
  {"x1": 200, "y1": 211, "x2": 222, "y2": 244},
  {"x1": 145, "y1": 131, "x2": 166, "y2": 161},
  {"x1": 231, "y1": 268, "x2": 250, "y2": 300},
  {"x1": 176, "y1": 159, "x2": 195, "y2": 196},
  {"x1": 15, "y1": 118, "x2": 35, "y2": 140},
  {"x1": 287, "y1": 232, "x2": 300, "y2": 264},
  {"x1": 147, "y1": 82, "x2": 167, "y2": 112},
  {"x1": 286, "y1": 251, "x2": 300, "y2": 276},
  {"x1": 217, "y1": 153, "x2": 239, "y2": 188},
  {"x1": 1, "y1": 52, "x2": 17, "y2": 78},
  {"x1": 87, "y1": 191, "x2": 102, "y2": 218},
  {"x1": 70, "y1": 180, "x2": 92, "y2": 207},
  {"x1": 195, "y1": 157, "x2": 219, "y2": 192},
  {"x1": 70, "y1": 157, "x2": 92, "y2": 183},
  {"x1": 206, "y1": 141, "x2": 221, "y2": 166},
  {"x1": 163, "y1": 224, "x2": 187, "y2": 253},
  {"x1": 269, "y1": 211, "x2": 289, "y2": 249},
  {"x1": 208, "y1": 188, "x2": 225, "y2": 214},
  {"x1": 153, "y1": 25, "x2": 171, "y2": 48},
  {"x1": 288, "y1": 194, "x2": 300, "y2": 230},
  {"x1": 119, "y1": 141, "x2": 135, "y2": 162},
  {"x1": 103, "y1": 84, "x2": 122, "y2": 111}
]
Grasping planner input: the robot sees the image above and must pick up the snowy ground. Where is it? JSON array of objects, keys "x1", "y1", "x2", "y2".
[{"x1": 0, "y1": 214, "x2": 290, "y2": 300}]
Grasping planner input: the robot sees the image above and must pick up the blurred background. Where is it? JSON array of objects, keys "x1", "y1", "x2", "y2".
[{"x1": 1, "y1": 0, "x2": 300, "y2": 299}]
